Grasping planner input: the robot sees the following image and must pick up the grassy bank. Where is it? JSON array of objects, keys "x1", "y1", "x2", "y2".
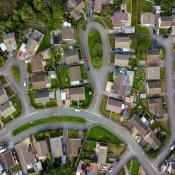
[
  {"x1": 10, "y1": 66, "x2": 21, "y2": 84},
  {"x1": 12, "y1": 116, "x2": 86, "y2": 136},
  {"x1": 88, "y1": 30, "x2": 103, "y2": 68}
]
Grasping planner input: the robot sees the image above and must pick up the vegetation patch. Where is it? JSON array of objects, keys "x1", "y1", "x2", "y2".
[
  {"x1": 12, "y1": 116, "x2": 86, "y2": 136},
  {"x1": 10, "y1": 66, "x2": 21, "y2": 84},
  {"x1": 88, "y1": 30, "x2": 103, "y2": 68},
  {"x1": 87, "y1": 126, "x2": 123, "y2": 146}
]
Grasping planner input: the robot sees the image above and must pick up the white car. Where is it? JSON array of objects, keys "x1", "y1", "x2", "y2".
[
  {"x1": 75, "y1": 109, "x2": 80, "y2": 112},
  {"x1": 108, "y1": 167, "x2": 113, "y2": 173},
  {"x1": 170, "y1": 144, "x2": 175, "y2": 151},
  {"x1": 24, "y1": 80, "x2": 27, "y2": 87}
]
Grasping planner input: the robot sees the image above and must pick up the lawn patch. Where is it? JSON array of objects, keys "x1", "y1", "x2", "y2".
[
  {"x1": 12, "y1": 116, "x2": 86, "y2": 136},
  {"x1": 10, "y1": 66, "x2": 21, "y2": 84},
  {"x1": 88, "y1": 30, "x2": 103, "y2": 68},
  {"x1": 58, "y1": 66, "x2": 70, "y2": 89}
]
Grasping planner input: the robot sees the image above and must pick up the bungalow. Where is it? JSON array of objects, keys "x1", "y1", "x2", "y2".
[
  {"x1": 61, "y1": 26, "x2": 75, "y2": 44},
  {"x1": 144, "y1": 131, "x2": 161, "y2": 150},
  {"x1": 115, "y1": 36, "x2": 131, "y2": 51},
  {"x1": 69, "y1": 87, "x2": 85, "y2": 101},
  {"x1": 32, "y1": 138, "x2": 49, "y2": 161},
  {"x1": 35, "y1": 90, "x2": 50, "y2": 104},
  {"x1": 26, "y1": 30, "x2": 44, "y2": 57},
  {"x1": 115, "y1": 54, "x2": 130, "y2": 67},
  {"x1": 67, "y1": 0, "x2": 85, "y2": 20},
  {"x1": 0, "y1": 150, "x2": 15, "y2": 171},
  {"x1": 141, "y1": 12, "x2": 155, "y2": 27},
  {"x1": 148, "y1": 97, "x2": 163, "y2": 118},
  {"x1": 146, "y1": 49, "x2": 160, "y2": 66},
  {"x1": 50, "y1": 137, "x2": 63, "y2": 158},
  {"x1": 128, "y1": 115, "x2": 149, "y2": 137},
  {"x1": 146, "y1": 81, "x2": 161, "y2": 96},
  {"x1": 159, "y1": 16, "x2": 173, "y2": 29},
  {"x1": 67, "y1": 139, "x2": 81, "y2": 157},
  {"x1": 111, "y1": 73, "x2": 129, "y2": 99},
  {"x1": 94, "y1": 0, "x2": 114, "y2": 13},
  {"x1": 106, "y1": 98, "x2": 123, "y2": 113},
  {"x1": 146, "y1": 67, "x2": 160, "y2": 80},
  {"x1": 96, "y1": 143, "x2": 107, "y2": 164},
  {"x1": 31, "y1": 72, "x2": 48, "y2": 90},
  {"x1": 3, "y1": 33, "x2": 17, "y2": 52},
  {"x1": 64, "y1": 49, "x2": 79, "y2": 65},
  {"x1": 68, "y1": 66, "x2": 82, "y2": 86},
  {"x1": 31, "y1": 53, "x2": 44, "y2": 72},
  {"x1": 0, "y1": 101, "x2": 16, "y2": 117},
  {"x1": 15, "y1": 138, "x2": 36, "y2": 172},
  {"x1": 0, "y1": 86, "x2": 9, "y2": 105},
  {"x1": 112, "y1": 12, "x2": 131, "y2": 29}
]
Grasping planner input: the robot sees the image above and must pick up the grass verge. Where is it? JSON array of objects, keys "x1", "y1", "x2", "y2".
[{"x1": 10, "y1": 66, "x2": 21, "y2": 84}]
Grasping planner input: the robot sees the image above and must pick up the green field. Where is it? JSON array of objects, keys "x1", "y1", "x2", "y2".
[
  {"x1": 12, "y1": 116, "x2": 86, "y2": 136},
  {"x1": 58, "y1": 66, "x2": 70, "y2": 88},
  {"x1": 10, "y1": 66, "x2": 21, "y2": 84},
  {"x1": 87, "y1": 126, "x2": 122, "y2": 145},
  {"x1": 88, "y1": 30, "x2": 103, "y2": 68}
]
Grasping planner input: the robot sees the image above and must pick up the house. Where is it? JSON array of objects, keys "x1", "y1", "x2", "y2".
[
  {"x1": 32, "y1": 139, "x2": 49, "y2": 160},
  {"x1": 68, "y1": 66, "x2": 82, "y2": 86},
  {"x1": 128, "y1": 115, "x2": 149, "y2": 137},
  {"x1": 96, "y1": 143, "x2": 107, "y2": 164},
  {"x1": 3, "y1": 33, "x2": 17, "y2": 52},
  {"x1": 64, "y1": 49, "x2": 79, "y2": 65},
  {"x1": 146, "y1": 49, "x2": 160, "y2": 66},
  {"x1": 61, "y1": 26, "x2": 75, "y2": 44},
  {"x1": 115, "y1": 54, "x2": 130, "y2": 67},
  {"x1": 0, "y1": 86, "x2": 9, "y2": 105},
  {"x1": 141, "y1": 12, "x2": 155, "y2": 27},
  {"x1": 0, "y1": 101, "x2": 16, "y2": 117},
  {"x1": 93, "y1": 0, "x2": 113, "y2": 13},
  {"x1": 31, "y1": 72, "x2": 48, "y2": 90},
  {"x1": 146, "y1": 81, "x2": 161, "y2": 96},
  {"x1": 67, "y1": 0, "x2": 85, "y2": 20},
  {"x1": 144, "y1": 131, "x2": 161, "y2": 150},
  {"x1": 112, "y1": 12, "x2": 131, "y2": 29},
  {"x1": 159, "y1": 16, "x2": 173, "y2": 29},
  {"x1": 146, "y1": 67, "x2": 160, "y2": 80},
  {"x1": 35, "y1": 91, "x2": 50, "y2": 104},
  {"x1": 0, "y1": 150, "x2": 15, "y2": 170},
  {"x1": 69, "y1": 87, "x2": 85, "y2": 101},
  {"x1": 111, "y1": 73, "x2": 129, "y2": 99},
  {"x1": 50, "y1": 137, "x2": 63, "y2": 158},
  {"x1": 148, "y1": 97, "x2": 163, "y2": 118},
  {"x1": 67, "y1": 139, "x2": 81, "y2": 157},
  {"x1": 106, "y1": 98, "x2": 123, "y2": 113},
  {"x1": 88, "y1": 163, "x2": 98, "y2": 175},
  {"x1": 15, "y1": 138, "x2": 36, "y2": 172},
  {"x1": 31, "y1": 54, "x2": 44, "y2": 72},
  {"x1": 26, "y1": 30, "x2": 44, "y2": 57},
  {"x1": 115, "y1": 36, "x2": 131, "y2": 51}
]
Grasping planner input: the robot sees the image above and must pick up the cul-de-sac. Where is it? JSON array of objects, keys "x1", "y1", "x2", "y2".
[{"x1": 0, "y1": 0, "x2": 175, "y2": 175}]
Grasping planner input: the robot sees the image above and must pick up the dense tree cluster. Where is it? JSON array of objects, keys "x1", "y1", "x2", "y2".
[{"x1": 0, "y1": 0, "x2": 66, "y2": 38}]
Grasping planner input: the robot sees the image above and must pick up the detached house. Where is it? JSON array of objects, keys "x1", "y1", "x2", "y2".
[
  {"x1": 0, "y1": 101, "x2": 16, "y2": 117},
  {"x1": 64, "y1": 49, "x2": 79, "y2": 65},
  {"x1": 146, "y1": 81, "x2": 161, "y2": 96},
  {"x1": 67, "y1": 0, "x2": 85, "y2": 20},
  {"x1": 67, "y1": 139, "x2": 81, "y2": 157},
  {"x1": 106, "y1": 98, "x2": 123, "y2": 113},
  {"x1": 50, "y1": 137, "x2": 63, "y2": 158},
  {"x1": 115, "y1": 36, "x2": 131, "y2": 51},
  {"x1": 115, "y1": 54, "x2": 130, "y2": 67},
  {"x1": 96, "y1": 143, "x2": 107, "y2": 164},
  {"x1": 68, "y1": 66, "x2": 82, "y2": 86},
  {"x1": 35, "y1": 91, "x2": 50, "y2": 104},
  {"x1": 94, "y1": 0, "x2": 114, "y2": 13},
  {"x1": 69, "y1": 87, "x2": 85, "y2": 101},
  {"x1": 61, "y1": 26, "x2": 75, "y2": 44},
  {"x1": 3, "y1": 33, "x2": 17, "y2": 52},
  {"x1": 159, "y1": 16, "x2": 173, "y2": 29},
  {"x1": 146, "y1": 67, "x2": 160, "y2": 80},
  {"x1": 0, "y1": 86, "x2": 9, "y2": 105},
  {"x1": 141, "y1": 12, "x2": 155, "y2": 27},
  {"x1": 146, "y1": 49, "x2": 161, "y2": 66}
]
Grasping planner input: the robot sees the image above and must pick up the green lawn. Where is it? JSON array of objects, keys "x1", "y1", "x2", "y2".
[
  {"x1": 0, "y1": 75, "x2": 7, "y2": 84},
  {"x1": 87, "y1": 126, "x2": 123, "y2": 145},
  {"x1": 100, "y1": 96, "x2": 121, "y2": 122},
  {"x1": 88, "y1": 30, "x2": 103, "y2": 68},
  {"x1": 58, "y1": 66, "x2": 70, "y2": 89},
  {"x1": 12, "y1": 116, "x2": 86, "y2": 136},
  {"x1": 129, "y1": 159, "x2": 140, "y2": 175},
  {"x1": 10, "y1": 66, "x2": 21, "y2": 84}
]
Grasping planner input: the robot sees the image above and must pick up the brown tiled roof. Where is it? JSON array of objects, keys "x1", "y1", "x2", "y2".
[
  {"x1": 147, "y1": 49, "x2": 160, "y2": 66},
  {"x1": 148, "y1": 97, "x2": 163, "y2": 118},
  {"x1": 69, "y1": 87, "x2": 85, "y2": 101},
  {"x1": 128, "y1": 115, "x2": 149, "y2": 136},
  {"x1": 64, "y1": 49, "x2": 79, "y2": 65},
  {"x1": 94, "y1": 0, "x2": 102, "y2": 12},
  {"x1": 89, "y1": 163, "x2": 98, "y2": 175},
  {"x1": 0, "y1": 86, "x2": 9, "y2": 105},
  {"x1": 146, "y1": 81, "x2": 161, "y2": 95},
  {"x1": 141, "y1": 12, "x2": 155, "y2": 26},
  {"x1": 68, "y1": 66, "x2": 81, "y2": 82},
  {"x1": 31, "y1": 54, "x2": 44, "y2": 72},
  {"x1": 106, "y1": 98, "x2": 122, "y2": 113},
  {"x1": 159, "y1": 16, "x2": 173, "y2": 28},
  {"x1": 144, "y1": 131, "x2": 161, "y2": 150},
  {"x1": 112, "y1": 12, "x2": 128, "y2": 28},
  {"x1": 61, "y1": 27, "x2": 75, "y2": 42},
  {"x1": 3, "y1": 33, "x2": 16, "y2": 52},
  {"x1": 67, "y1": 139, "x2": 81, "y2": 157},
  {"x1": 31, "y1": 72, "x2": 47, "y2": 90},
  {"x1": 146, "y1": 67, "x2": 160, "y2": 80},
  {"x1": 0, "y1": 150, "x2": 15, "y2": 169}
]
